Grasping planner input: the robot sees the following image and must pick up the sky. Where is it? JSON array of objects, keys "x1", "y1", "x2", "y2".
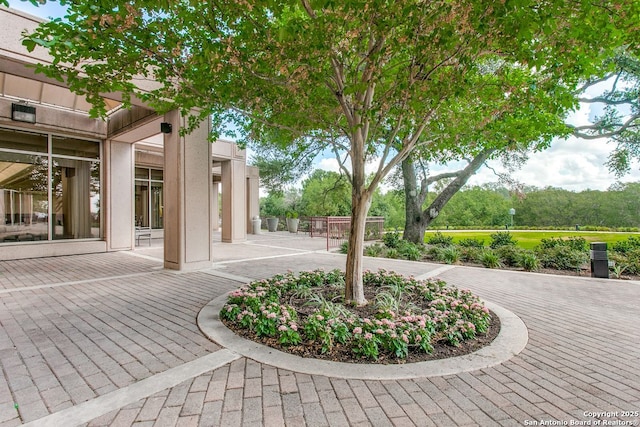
[
  {"x1": 10, "y1": 1, "x2": 640, "y2": 192},
  {"x1": 465, "y1": 103, "x2": 640, "y2": 192},
  {"x1": 8, "y1": 0, "x2": 64, "y2": 19}
]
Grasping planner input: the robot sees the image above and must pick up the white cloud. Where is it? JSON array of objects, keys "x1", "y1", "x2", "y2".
[
  {"x1": 565, "y1": 103, "x2": 593, "y2": 128},
  {"x1": 315, "y1": 157, "x2": 342, "y2": 173},
  {"x1": 466, "y1": 89, "x2": 640, "y2": 192},
  {"x1": 467, "y1": 136, "x2": 640, "y2": 191},
  {"x1": 313, "y1": 156, "x2": 386, "y2": 175}
]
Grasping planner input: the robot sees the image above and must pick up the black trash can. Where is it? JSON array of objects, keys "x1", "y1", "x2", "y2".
[{"x1": 590, "y1": 242, "x2": 609, "y2": 279}]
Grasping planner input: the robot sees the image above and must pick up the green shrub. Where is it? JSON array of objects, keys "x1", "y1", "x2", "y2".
[
  {"x1": 496, "y1": 245, "x2": 523, "y2": 267},
  {"x1": 609, "y1": 262, "x2": 628, "y2": 279},
  {"x1": 382, "y1": 231, "x2": 401, "y2": 248},
  {"x1": 517, "y1": 251, "x2": 540, "y2": 271},
  {"x1": 565, "y1": 237, "x2": 588, "y2": 251},
  {"x1": 425, "y1": 245, "x2": 442, "y2": 260},
  {"x1": 339, "y1": 241, "x2": 349, "y2": 254},
  {"x1": 536, "y1": 246, "x2": 589, "y2": 271},
  {"x1": 426, "y1": 245, "x2": 460, "y2": 264},
  {"x1": 386, "y1": 248, "x2": 400, "y2": 259},
  {"x1": 364, "y1": 243, "x2": 385, "y2": 257},
  {"x1": 539, "y1": 237, "x2": 587, "y2": 251},
  {"x1": 581, "y1": 226, "x2": 617, "y2": 231},
  {"x1": 434, "y1": 246, "x2": 460, "y2": 264},
  {"x1": 397, "y1": 240, "x2": 423, "y2": 261},
  {"x1": 539, "y1": 237, "x2": 563, "y2": 249},
  {"x1": 458, "y1": 238, "x2": 485, "y2": 248},
  {"x1": 489, "y1": 232, "x2": 517, "y2": 248},
  {"x1": 611, "y1": 236, "x2": 640, "y2": 254},
  {"x1": 459, "y1": 246, "x2": 483, "y2": 263},
  {"x1": 426, "y1": 232, "x2": 454, "y2": 246},
  {"x1": 495, "y1": 245, "x2": 539, "y2": 271},
  {"x1": 609, "y1": 248, "x2": 640, "y2": 275},
  {"x1": 480, "y1": 250, "x2": 502, "y2": 269}
]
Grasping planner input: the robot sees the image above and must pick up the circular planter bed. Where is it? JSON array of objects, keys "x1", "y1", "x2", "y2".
[{"x1": 220, "y1": 269, "x2": 499, "y2": 364}]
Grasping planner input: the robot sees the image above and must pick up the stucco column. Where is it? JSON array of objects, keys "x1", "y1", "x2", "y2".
[
  {"x1": 104, "y1": 139, "x2": 134, "y2": 250},
  {"x1": 246, "y1": 166, "x2": 260, "y2": 233},
  {"x1": 212, "y1": 182, "x2": 220, "y2": 231},
  {"x1": 163, "y1": 110, "x2": 213, "y2": 270},
  {"x1": 221, "y1": 158, "x2": 247, "y2": 243}
]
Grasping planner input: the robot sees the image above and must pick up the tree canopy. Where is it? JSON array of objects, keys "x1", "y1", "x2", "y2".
[
  {"x1": 22, "y1": 0, "x2": 640, "y2": 304},
  {"x1": 570, "y1": 53, "x2": 640, "y2": 177}
]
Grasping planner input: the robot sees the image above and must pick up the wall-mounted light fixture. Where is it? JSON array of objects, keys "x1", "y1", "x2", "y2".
[
  {"x1": 160, "y1": 122, "x2": 172, "y2": 134},
  {"x1": 11, "y1": 103, "x2": 36, "y2": 124}
]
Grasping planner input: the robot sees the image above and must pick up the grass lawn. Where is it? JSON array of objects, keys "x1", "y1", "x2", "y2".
[{"x1": 424, "y1": 230, "x2": 640, "y2": 250}]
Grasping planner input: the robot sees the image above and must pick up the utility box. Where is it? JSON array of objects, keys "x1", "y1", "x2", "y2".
[{"x1": 590, "y1": 242, "x2": 609, "y2": 279}]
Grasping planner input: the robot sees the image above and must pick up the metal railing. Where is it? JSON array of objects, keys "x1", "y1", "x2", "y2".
[{"x1": 308, "y1": 216, "x2": 384, "y2": 250}]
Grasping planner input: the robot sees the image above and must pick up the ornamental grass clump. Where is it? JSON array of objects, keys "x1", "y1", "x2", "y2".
[{"x1": 220, "y1": 269, "x2": 491, "y2": 361}]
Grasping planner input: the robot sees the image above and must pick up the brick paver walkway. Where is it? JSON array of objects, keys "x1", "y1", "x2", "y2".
[{"x1": 1, "y1": 233, "x2": 639, "y2": 426}]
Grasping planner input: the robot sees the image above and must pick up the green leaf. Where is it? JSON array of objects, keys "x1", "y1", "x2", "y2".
[{"x1": 21, "y1": 39, "x2": 36, "y2": 52}]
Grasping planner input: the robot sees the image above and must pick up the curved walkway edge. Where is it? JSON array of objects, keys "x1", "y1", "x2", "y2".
[{"x1": 197, "y1": 294, "x2": 529, "y2": 380}]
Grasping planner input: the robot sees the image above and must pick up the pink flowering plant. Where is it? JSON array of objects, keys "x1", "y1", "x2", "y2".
[{"x1": 220, "y1": 269, "x2": 491, "y2": 361}]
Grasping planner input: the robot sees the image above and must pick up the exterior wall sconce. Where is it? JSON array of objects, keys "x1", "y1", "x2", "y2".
[
  {"x1": 160, "y1": 122, "x2": 172, "y2": 134},
  {"x1": 11, "y1": 103, "x2": 36, "y2": 123}
]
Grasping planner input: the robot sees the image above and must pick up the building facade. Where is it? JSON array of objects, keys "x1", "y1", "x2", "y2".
[{"x1": 0, "y1": 7, "x2": 259, "y2": 269}]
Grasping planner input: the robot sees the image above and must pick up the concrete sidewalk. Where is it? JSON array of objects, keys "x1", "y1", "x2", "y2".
[{"x1": 1, "y1": 232, "x2": 639, "y2": 426}]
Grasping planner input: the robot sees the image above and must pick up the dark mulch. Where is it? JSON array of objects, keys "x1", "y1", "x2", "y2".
[{"x1": 222, "y1": 278, "x2": 501, "y2": 364}]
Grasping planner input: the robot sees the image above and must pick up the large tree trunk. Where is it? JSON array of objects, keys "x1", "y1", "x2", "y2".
[
  {"x1": 402, "y1": 158, "x2": 428, "y2": 243},
  {"x1": 345, "y1": 191, "x2": 371, "y2": 305},
  {"x1": 344, "y1": 125, "x2": 372, "y2": 306},
  {"x1": 403, "y1": 149, "x2": 496, "y2": 244}
]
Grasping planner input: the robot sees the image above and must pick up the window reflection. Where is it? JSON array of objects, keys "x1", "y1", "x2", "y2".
[
  {"x1": 0, "y1": 152, "x2": 48, "y2": 242},
  {"x1": 135, "y1": 168, "x2": 163, "y2": 229},
  {"x1": 51, "y1": 159, "x2": 100, "y2": 240},
  {"x1": 135, "y1": 180, "x2": 149, "y2": 227},
  {"x1": 52, "y1": 136, "x2": 99, "y2": 159},
  {"x1": 0, "y1": 127, "x2": 101, "y2": 243},
  {"x1": 0, "y1": 128, "x2": 47, "y2": 153},
  {"x1": 151, "y1": 181, "x2": 163, "y2": 229}
]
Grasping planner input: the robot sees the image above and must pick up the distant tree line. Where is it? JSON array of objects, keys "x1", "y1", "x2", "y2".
[
  {"x1": 427, "y1": 182, "x2": 640, "y2": 229},
  {"x1": 261, "y1": 171, "x2": 640, "y2": 229},
  {"x1": 425, "y1": 181, "x2": 640, "y2": 229},
  {"x1": 510, "y1": 183, "x2": 640, "y2": 229}
]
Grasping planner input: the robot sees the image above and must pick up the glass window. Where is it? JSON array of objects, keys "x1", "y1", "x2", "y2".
[
  {"x1": 0, "y1": 152, "x2": 49, "y2": 242},
  {"x1": 135, "y1": 168, "x2": 164, "y2": 230},
  {"x1": 51, "y1": 158, "x2": 100, "y2": 240},
  {"x1": 135, "y1": 167, "x2": 149, "y2": 180},
  {"x1": 150, "y1": 169, "x2": 163, "y2": 181},
  {"x1": 151, "y1": 181, "x2": 163, "y2": 229},
  {"x1": 0, "y1": 128, "x2": 48, "y2": 153},
  {"x1": 135, "y1": 180, "x2": 149, "y2": 227},
  {"x1": 0, "y1": 127, "x2": 102, "y2": 244},
  {"x1": 52, "y1": 136, "x2": 99, "y2": 159}
]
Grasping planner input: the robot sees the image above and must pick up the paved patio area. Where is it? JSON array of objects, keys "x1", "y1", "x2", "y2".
[{"x1": 1, "y1": 232, "x2": 639, "y2": 426}]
